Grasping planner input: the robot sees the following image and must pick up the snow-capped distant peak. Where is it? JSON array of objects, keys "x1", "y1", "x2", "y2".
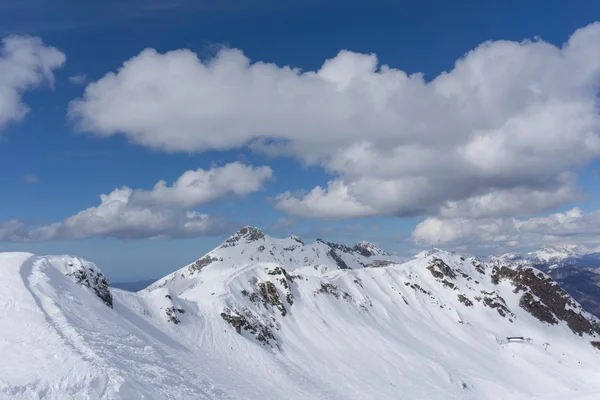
[
  {"x1": 353, "y1": 241, "x2": 389, "y2": 257},
  {"x1": 528, "y1": 244, "x2": 586, "y2": 263},
  {"x1": 414, "y1": 247, "x2": 443, "y2": 259},
  {"x1": 221, "y1": 226, "x2": 266, "y2": 248}
]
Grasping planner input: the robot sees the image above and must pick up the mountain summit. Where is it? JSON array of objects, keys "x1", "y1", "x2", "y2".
[{"x1": 2, "y1": 230, "x2": 600, "y2": 399}]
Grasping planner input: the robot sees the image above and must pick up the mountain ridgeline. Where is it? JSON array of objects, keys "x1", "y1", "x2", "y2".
[{"x1": 2, "y1": 227, "x2": 600, "y2": 399}]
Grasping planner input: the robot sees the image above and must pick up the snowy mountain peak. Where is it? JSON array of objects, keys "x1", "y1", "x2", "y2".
[
  {"x1": 149, "y1": 229, "x2": 407, "y2": 293},
  {"x1": 528, "y1": 244, "x2": 586, "y2": 263},
  {"x1": 221, "y1": 225, "x2": 266, "y2": 247},
  {"x1": 353, "y1": 241, "x2": 389, "y2": 257},
  {"x1": 289, "y1": 234, "x2": 304, "y2": 245},
  {"x1": 414, "y1": 247, "x2": 444, "y2": 259}
]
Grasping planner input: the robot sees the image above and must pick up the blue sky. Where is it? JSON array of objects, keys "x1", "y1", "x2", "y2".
[{"x1": 2, "y1": 0, "x2": 600, "y2": 281}]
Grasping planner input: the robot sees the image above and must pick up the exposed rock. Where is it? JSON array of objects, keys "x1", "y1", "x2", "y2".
[
  {"x1": 368, "y1": 260, "x2": 394, "y2": 268},
  {"x1": 326, "y1": 248, "x2": 350, "y2": 270},
  {"x1": 220, "y1": 308, "x2": 277, "y2": 346},
  {"x1": 221, "y1": 226, "x2": 265, "y2": 247},
  {"x1": 165, "y1": 306, "x2": 185, "y2": 324},
  {"x1": 258, "y1": 281, "x2": 287, "y2": 316},
  {"x1": 427, "y1": 258, "x2": 457, "y2": 280},
  {"x1": 70, "y1": 267, "x2": 113, "y2": 308},
  {"x1": 290, "y1": 235, "x2": 305, "y2": 245},
  {"x1": 480, "y1": 291, "x2": 514, "y2": 319},
  {"x1": 353, "y1": 241, "x2": 389, "y2": 257},
  {"x1": 404, "y1": 281, "x2": 432, "y2": 296},
  {"x1": 188, "y1": 255, "x2": 220, "y2": 274},
  {"x1": 492, "y1": 266, "x2": 600, "y2": 335},
  {"x1": 315, "y1": 283, "x2": 353, "y2": 302},
  {"x1": 458, "y1": 294, "x2": 474, "y2": 307}
]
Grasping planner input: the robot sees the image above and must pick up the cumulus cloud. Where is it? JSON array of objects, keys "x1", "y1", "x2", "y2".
[
  {"x1": 0, "y1": 220, "x2": 28, "y2": 241},
  {"x1": 68, "y1": 23, "x2": 600, "y2": 220},
  {"x1": 2, "y1": 163, "x2": 272, "y2": 241},
  {"x1": 130, "y1": 162, "x2": 273, "y2": 208},
  {"x1": 0, "y1": 35, "x2": 65, "y2": 132},
  {"x1": 412, "y1": 208, "x2": 600, "y2": 250},
  {"x1": 275, "y1": 180, "x2": 376, "y2": 219}
]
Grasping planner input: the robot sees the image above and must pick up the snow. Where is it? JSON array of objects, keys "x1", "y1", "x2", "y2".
[
  {"x1": 528, "y1": 245, "x2": 588, "y2": 264},
  {"x1": 2, "y1": 230, "x2": 600, "y2": 399}
]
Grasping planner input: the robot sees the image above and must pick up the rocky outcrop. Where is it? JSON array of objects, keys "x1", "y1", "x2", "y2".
[
  {"x1": 188, "y1": 255, "x2": 221, "y2": 274},
  {"x1": 491, "y1": 266, "x2": 600, "y2": 335},
  {"x1": 70, "y1": 265, "x2": 113, "y2": 308},
  {"x1": 220, "y1": 309, "x2": 277, "y2": 346},
  {"x1": 221, "y1": 226, "x2": 265, "y2": 248},
  {"x1": 353, "y1": 241, "x2": 389, "y2": 257}
]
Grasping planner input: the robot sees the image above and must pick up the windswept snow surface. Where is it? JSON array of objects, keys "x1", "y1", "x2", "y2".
[{"x1": 2, "y1": 229, "x2": 600, "y2": 399}]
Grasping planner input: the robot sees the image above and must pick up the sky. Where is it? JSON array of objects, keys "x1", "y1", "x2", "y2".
[{"x1": 2, "y1": 0, "x2": 600, "y2": 281}]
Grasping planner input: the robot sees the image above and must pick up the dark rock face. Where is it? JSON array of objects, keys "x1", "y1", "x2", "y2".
[
  {"x1": 188, "y1": 255, "x2": 220, "y2": 274},
  {"x1": 326, "y1": 248, "x2": 350, "y2": 270},
  {"x1": 315, "y1": 283, "x2": 353, "y2": 302},
  {"x1": 353, "y1": 241, "x2": 389, "y2": 257},
  {"x1": 368, "y1": 260, "x2": 394, "y2": 268},
  {"x1": 221, "y1": 226, "x2": 265, "y2": 247},
  {"x1": 492, "y1": 266, "x2": 600, "y2": 336},
  {"x1": 427, "y1": 258, "x2": 458, "y2": 280},
  {"x1": 546, "y1": 267, "x2": 600, "y2": 318},
  {"x1": 479, "y1": 291, "x2": 514, "y2": 320},
  {"x1": 354, "y1": 243, "x2": 375, "y2": 257},
  {"x1": 165, "y1": 306, "x2": 185, "y2": 324},
  {"x1": 71, "y1": 267, "x2": 113, "y2": 308},
  {"x1": 240, "y1": 267, "x2": 295, "y2": 318},
  {"x1": 220, "y1": 309, "x2": 277, "y2": 346},
  {"x1": 426, "y1": 258, "x2": 460, "y2": 292},
  {"x1": 457, "y1": 294, "x2": 473, "y2": 307},
  {"x1": 290, "y1": 235, "x2": 305, "y2": 245}
]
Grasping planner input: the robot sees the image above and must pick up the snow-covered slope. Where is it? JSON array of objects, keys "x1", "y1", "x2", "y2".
[{"x1": 3, "y1": 229, "x2": 600, "y2": 399}]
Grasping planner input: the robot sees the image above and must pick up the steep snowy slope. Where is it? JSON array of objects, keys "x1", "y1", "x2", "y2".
[{"x1": 3, "y1": 229, "x2": 600, "y2": 399}]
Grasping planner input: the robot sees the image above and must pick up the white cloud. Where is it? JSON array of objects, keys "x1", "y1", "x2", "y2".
[
  {"x1": 412, "y1": 208, "x2": 600, "y2": 251},
  {"x1": 23, "y1": 174, "x2": 40, "y2": 184},
  {"x1": 68, "y1": 74, "x2": 87, "y2": 84},
  {"x1": 131, "y1": 162, "x2": 273, "y2": 208},
  {"x1": 275, "y1": 180, "x2": 376, "y2": 219},
  {"x1": 0, "y1": 220, "x2": 27, "y2": 241},
  {"x1": 68, "y1": 23, "x2": 600, "y2": 220},
  {"x1": 438, "y1": 173, "x2": 581, "y2": 219},
  {"x1": 0, "y1": 35, "x2": 65, "y2": 132},
  {"x1": 2, "y1": 163, "x2": 272, "y2": 241}
]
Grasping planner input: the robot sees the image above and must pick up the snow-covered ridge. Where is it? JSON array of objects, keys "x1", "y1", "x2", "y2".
[
  {"x1": 3, "y1": 229, "x2": 600, "y2": 399},
  {"x1": 528, "y1": 244, "x2": 589, "y2": 264},
  {"x1": 149, "y1": 226, "x2": 404, "y2": 293}
]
